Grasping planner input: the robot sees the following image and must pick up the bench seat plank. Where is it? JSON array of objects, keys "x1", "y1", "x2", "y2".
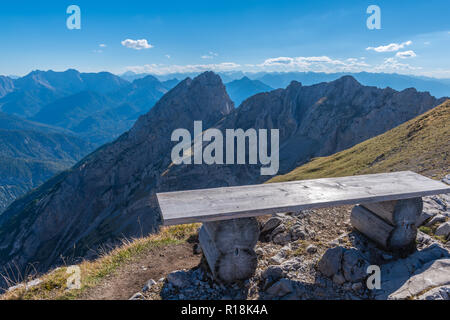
[{"x1": 157, "y1": 171, "x2": 450, "y2": 225}]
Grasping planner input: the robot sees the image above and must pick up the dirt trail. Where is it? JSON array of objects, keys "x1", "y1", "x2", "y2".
[{"x1": 80, "y1": 242, "x2": 201, "y2": 300}]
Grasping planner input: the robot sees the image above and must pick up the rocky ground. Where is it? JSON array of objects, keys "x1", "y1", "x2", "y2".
[{"x1": 131, "y1": 176, "x2": 450, "y2": 300}]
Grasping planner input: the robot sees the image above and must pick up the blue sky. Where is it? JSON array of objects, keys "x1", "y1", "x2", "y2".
[{"x1": 1, "y1": 0, "x2": 449, "y2": 77}]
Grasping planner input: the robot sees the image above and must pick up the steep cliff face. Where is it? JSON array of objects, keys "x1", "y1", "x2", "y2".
[{"x1": 0, "y1": 72, "x2": 444, "y2": 285}]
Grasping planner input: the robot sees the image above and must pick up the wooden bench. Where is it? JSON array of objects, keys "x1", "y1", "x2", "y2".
[{"x1": 157, "y1": 171, "x2": 450, "y2": 282}]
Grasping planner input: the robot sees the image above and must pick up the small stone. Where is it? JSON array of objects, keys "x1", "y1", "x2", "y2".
[
  {"x1": 306, "y1": 244, "x2": 318, "y2": 254},
  {"x1": 261, "y1": 217, "x2": 283, "y2": 233},
  {"x1": 416, "y1": 211, "x2": 436, "y2": 227},
  {"x1": 270, "y1": 252, "x2": 286, "y2": 265},
  {"x1": 129, "y1": 292, "x2": 144, "y2": 300},
  {"x1": 262, "y1": 265, "x2": 285, "y2": 281},
  {"x1": 273, "y1": 232, "x2": 291, "y2": 245},
  {"x1": 290, "y1": 226, "x2": 306, "y2": 241},
  {"x1": 167, "y1": 270, "x2": 190, "y2": 288},
  {"x1": 271, "y1": 224, "x2": 287, "y2": 237},
  {"x1": 265, "y1": 278, "x2": 294, "y2": 297},
  {"x1": 425, "y1": 214, "x2": 446, "y2": 227},
  {"x1": 318, "y1": 246, "x2": 344, "y2": 277},
  {"x1": 352, "y1": 282, "x2": 363, "y2": 291},
  {"x1": 142, "y1": 279, "x2": 157, "y2": 292},
  {"x1": 255, "y1": 247, "x2": 265, "y2": 256},
  {"x1": 435, "y1": 222, "x2": 450, "y2": 238}
]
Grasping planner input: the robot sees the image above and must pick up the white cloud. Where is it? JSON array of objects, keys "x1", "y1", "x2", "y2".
[
  {"x1": 253, "y1": 55, "x2": 369, "y2": 73},
  {"x1": 126, "y1": 62, "x2": 240, "y2": 75},
  {"x1": 366, "y1": 40, "x2": 412, "y2": 52},
  {"x1": 165, "y1": 54, "x2": 171, "y2": 59},
  {"x1": 121, "y1": 39, "x2": 153, "y2": 50},
  {"x1": 395, "y1": 50, "x2": 417, "y2": 59},
  {"x1": 374, "y1": 57, "x2": 421, "y2": 72},
  {"x1": 201, "y1": 52, "x2": 219, "y2": 59},
  {"x1": 99, "y1": 44, "x2": 107, "y2": 48},
  {"x1": 93, "y1": 49, "x2": 103, "y2": 54}
]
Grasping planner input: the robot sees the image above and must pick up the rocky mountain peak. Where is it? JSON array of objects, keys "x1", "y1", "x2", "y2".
[{"x1": 192, "y1": 71, "x2": 223, "y2": 86}]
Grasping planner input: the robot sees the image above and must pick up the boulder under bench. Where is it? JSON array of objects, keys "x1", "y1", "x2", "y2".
[{"x1": 156, "y1": 171, "x2": 450, "y2": 283}]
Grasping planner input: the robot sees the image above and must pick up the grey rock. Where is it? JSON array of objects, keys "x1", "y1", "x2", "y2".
[
  {"x1": 306, "y1": 244, "x2": 318, "y2": 254},
  {"x1": 389, "y1": 259, "x2": 450, "y2": 300},
  {"x1": 255, "y1": 247, "x2": 265, "y2": 256},
  {"x1": 261, "y1": 217, "x2": 283, "y2": 233},
  {"x1": 417, "y1": 285, "x2": 450, "y2": 300},
  {"x1": 270, "y1": 252, "x2": 286, "y2": 265},
  {"x1": 280, "y1": 257, "x2": 303, "y2": 271},
  {"x1": 167, "y1": 270, "x2": 190, "y2": 289},
  {"x1": 416, "y1": 211, "x2": 435, "y2": 227},
  {"x1": 425, "y1": 214, "x2": 446, "y2": 227},
  {"x1": 342, "y1": 249, "x2": 370, "y2": 283},
  {"x1": 262, "y1": 265, "x2": 285, "y2": 281},
  {"x1": 318, "y1": 246, "x2": 344, "y2": 277},
  {"x1": 273, "y1": 232, "x2": 291, "y2": 245},
  {"x1": 352, "y1": 282, "x2": 363, "y2": 291},
  {"x1": 265, "y1": 278, "x2": 294, "y2": 297},
  {"x1": 129, "y1": 292, "x2": 144, "y2": 300},
  {"x1": 375, "y1": 244, "x2": 450, "y2": 299},
  {"x1": 290, "y1": 226, "x2": 307, "y2": 241},
  {"x1": 435, "y1": 222, "x2": 450, "y2": 238},
  {"x1": 142, "y1": 279, "x2": 157, "y2": 292}
]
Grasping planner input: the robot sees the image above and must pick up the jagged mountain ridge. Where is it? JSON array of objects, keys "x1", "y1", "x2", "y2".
[
  {"x1": 0, "y1": 72, "x2": 445, "y2": 288},
  {"x1": 0, "y1": 70, "x2": 129, "y2": 118},
  {"x1": 29, "y1": 75, "x2": 179, "y2": 145}
]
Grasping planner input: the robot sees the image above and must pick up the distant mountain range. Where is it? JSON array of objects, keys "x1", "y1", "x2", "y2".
[
  {"x1": 0, "y1": 112, "x2": 94, "y2": 213},
  {"x1": 253, "y1": 72, "x2": 450, "y2": 98},
  {"x1": 0, "y1": 70, "x2": 129, "y2": 118},
  {"x1": 0, "y1": 71, "x2": 181, "y2": 145},
  {"x1": 0, "y1": 72, "x2": 445, "y2": 285},
  {"x1": 122, "y1": 70, "x2": 450, "y2": 98}
]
